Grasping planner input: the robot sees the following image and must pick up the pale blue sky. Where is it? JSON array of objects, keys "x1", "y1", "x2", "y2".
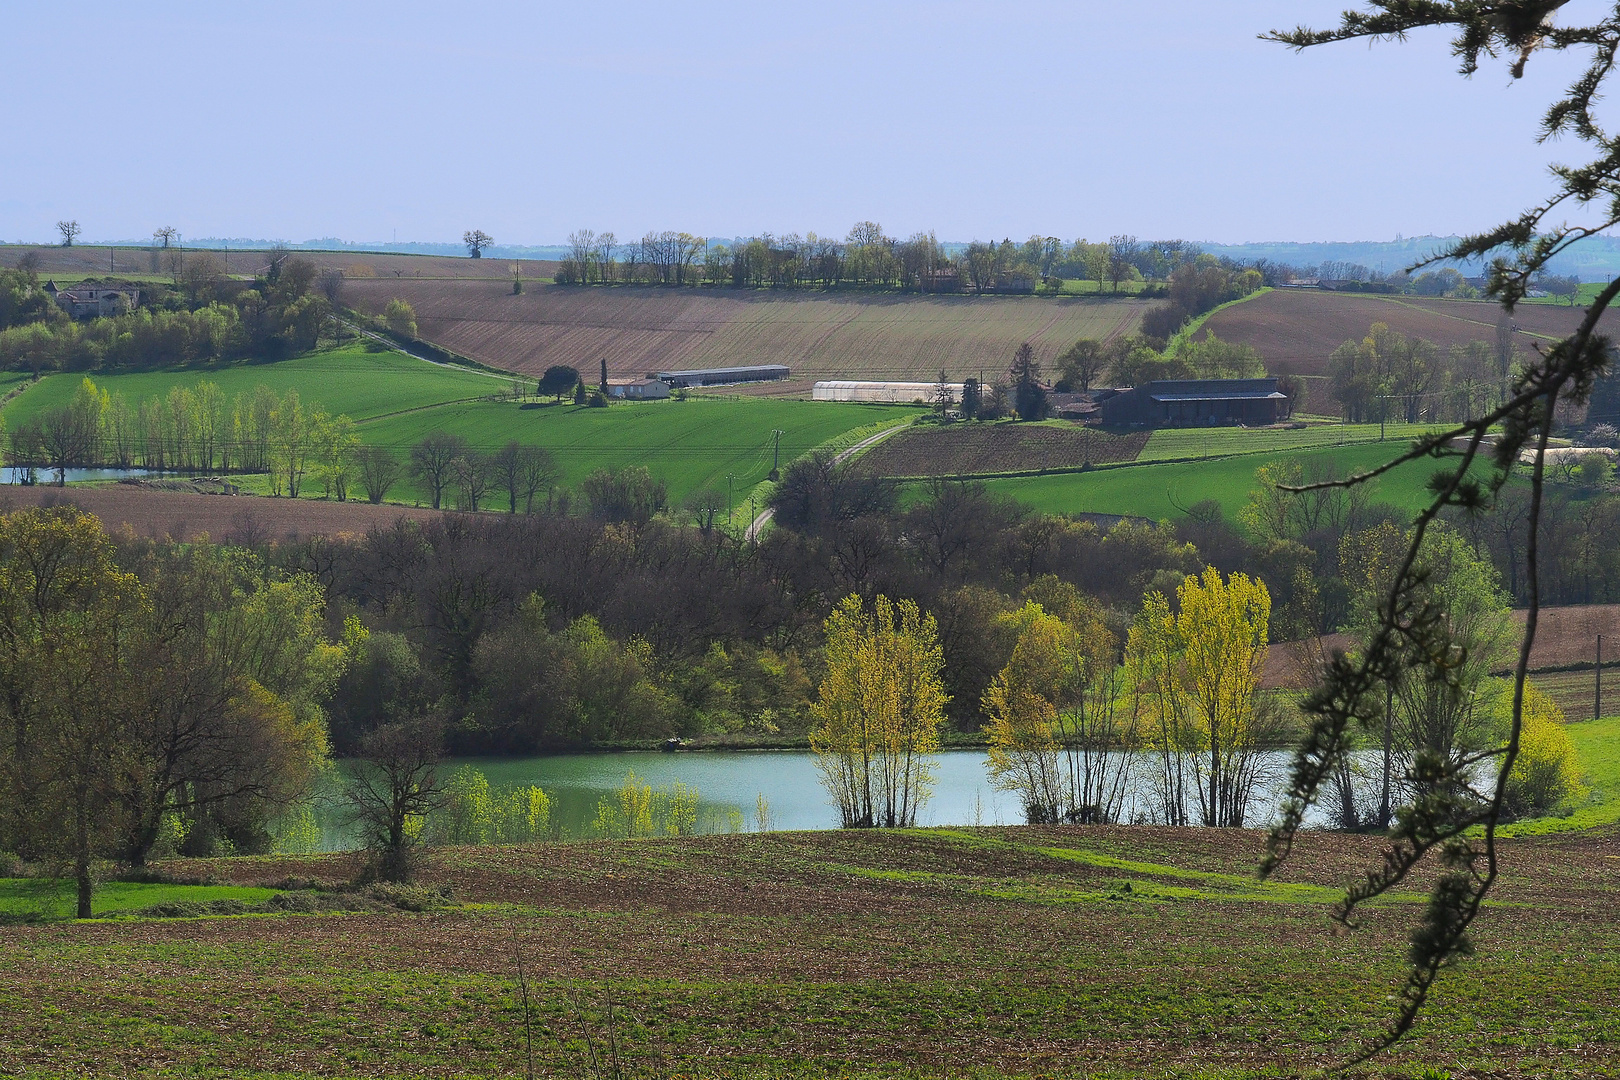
[{"x1": 1, "y1": 1, "x2": 1604, "y2": 246}]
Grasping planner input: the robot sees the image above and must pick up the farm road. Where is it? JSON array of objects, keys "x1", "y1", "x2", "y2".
[
  {"x1": 337, "y1": 318, "x2": 510, "y2": 381},
  {"x1": 746, "y1": 423, "x2": 909, "y2": 541}
]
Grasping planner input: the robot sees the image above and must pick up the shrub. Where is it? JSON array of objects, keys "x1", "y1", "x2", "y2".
[{"x1": 1505, "y1": 686, "x2": 1588, "y2": 818}]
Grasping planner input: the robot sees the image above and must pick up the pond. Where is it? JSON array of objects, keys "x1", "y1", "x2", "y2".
[
  {"x1": 303, "y1": 748, "x2": 1367, "y2": 852},
  {"x1": 0, "y1": 466, "x2": 161, "y2": 484}
]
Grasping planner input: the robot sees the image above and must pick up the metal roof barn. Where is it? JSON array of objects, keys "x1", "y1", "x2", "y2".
[{"x1": 651, "y1": 365, "x2": 789, "y2": 388}]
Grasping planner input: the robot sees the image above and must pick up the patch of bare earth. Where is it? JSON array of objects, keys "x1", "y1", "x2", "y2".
[{"x1": 0, "y1": 484, "x2": 444, "y2": 541}]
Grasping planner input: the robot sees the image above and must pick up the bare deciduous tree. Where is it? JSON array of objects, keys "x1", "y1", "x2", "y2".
[
  {"x1": 344, "y1": 716, "x2": 446, "y2": 883},
  {"x1": 56, "y1": 220, "x2": 81, "y2": 247},
  {"x1": 463, "y1": 230, "x2": 494, "y2": 258},
  {"x1": 410, "y1": 431, "x2": 468, "y2": 510},
  {"x1": 357, "y1": 446, "x2": 404, "y2": 504}
]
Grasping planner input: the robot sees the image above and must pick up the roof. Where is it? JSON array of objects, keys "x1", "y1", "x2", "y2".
[
  {"x1": 813, "y1": 381, "x2": 962, "y2": 391},
  {"x1": 1151, "y1": 390, "x2": 1286, "y2": 403},
  {"x1": 1142, "y1": 379, "x2": 1281, "y2": 402},
  {"x1": 654, "y1": 365, "x2": 789, "y2": 378}
]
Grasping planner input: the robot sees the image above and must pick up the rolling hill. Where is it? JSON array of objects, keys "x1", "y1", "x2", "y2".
[
  {"x1": 342, "y1": 280, "x2": 1150, "y2": 393},
  {"x1": 1195, "y1": 288, "x2": 1613, "y2": 378}
]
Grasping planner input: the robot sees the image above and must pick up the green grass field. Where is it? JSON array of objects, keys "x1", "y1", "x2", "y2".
[
  {"x1": 0, "y1": 879, "x2": 275, "y2": 921},
  {"x1": 1, "y1": 345, "x2": 502, "y2": 426},
  {"x1": 1501, "y1": 713, "x2": 1620, "y2": 836},
  {"x1": 356, "y1": 396, "x2": 913, "y2": 504},
  {"x1": 976, "y1": 438, "x2": 1460, "y2": 522},
  {"x1": 1136, "y1": 421, "x2": 1438, "y2": 462},
  {"x1": 0, "y1": 348, "x2": 915, "y2": 507}
]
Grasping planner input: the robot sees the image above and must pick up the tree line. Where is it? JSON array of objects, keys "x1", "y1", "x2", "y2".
[
  {"x1": 0, "y1": 250, "x2": 343, "y2": 373},
  {"x1": 1327, "y1": 321, "x2": 1520, "y2": 424},
  {"x1": 553, "y1": 226, "x2": 1235, "y2": 295},
  {"x1": 0, "y1": 444, "x2": 1583, "y2": 900}
]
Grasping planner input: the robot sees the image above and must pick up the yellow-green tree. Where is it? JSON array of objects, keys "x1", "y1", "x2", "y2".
[
  {"x1": 985, "y1": 582, "x2": 1139, "y2": 824},
  {"x1": 983, "y1": 602, "x2": 1077, "y2": 823},
  {"x1": 1128, "y1": 566, "x2": 1272, "y2": 827},
  {"x1": 812, "y1": 594, "x2": 948, "y2": 828}
]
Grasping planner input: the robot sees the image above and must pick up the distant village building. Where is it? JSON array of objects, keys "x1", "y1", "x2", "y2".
[
  {"x1": 917, "y1": 268, "x2": 961, "y2": 293},
  {"x1": 651, "y1": 365, "x2": 790, "y2": 388},
  {"x1": 995, "y1": 271, "x2": 1035, "y2": 294},
  {"x1": 43, "y1": 280, "x2": 141, "y2": 318},
  {"x1": 813, "y1": 380, "x2": 963, "y2": 404},
  {"x1": 1098, "y1": 378, "x2": 1289, "y2": 427},
  {"x1": 608, "y1": 378, "x2": 671, "y2": 400}
]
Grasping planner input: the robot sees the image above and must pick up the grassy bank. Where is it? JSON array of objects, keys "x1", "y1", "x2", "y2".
[{"x1": 1501, "y1": 712, "x2": 1620, "y2": 836}]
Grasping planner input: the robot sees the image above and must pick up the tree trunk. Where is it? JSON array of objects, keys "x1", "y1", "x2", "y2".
[{"x1": 76, "y1": 800, "x2": 93, "y2": 919}]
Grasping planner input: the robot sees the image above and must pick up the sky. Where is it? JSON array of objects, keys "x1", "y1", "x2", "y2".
[{"x1": 2, "y1": 1, "x2": 1611, "y2": 247}]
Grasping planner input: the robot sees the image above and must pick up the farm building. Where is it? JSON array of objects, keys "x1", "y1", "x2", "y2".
[
  {"x1": 608, "y1": 379, "x2": 671, "y2": 400},
  {"x1": 43, "y1": 280, "x2": 140, "y2": 318},
  {"x1": 651, "y1": 365, "x2": 789, "y2": 388},
  {"x1": 1098, "y1": 378, "x2": 1289, "y2": 427},
  {"x1": 814, "y1": 380, "x2": 964, "y2": 404}
]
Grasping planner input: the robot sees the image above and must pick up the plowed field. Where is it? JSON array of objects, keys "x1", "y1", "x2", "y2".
[
  {"x1": 343, "y1": 279, "x2": 1149, "y2": 390},
  {"x1": 2, "y1": 826, "x2": 1615, "y2": 1078},
  {"x1": 863, "y1": 422, "x2": 1149, "y2": 477},
  {"x1": 1198, "y1": 289, "x2": 1619, "y2": 377},
  {"x1": 0, "y1": 484, "x2": 442, "y2": 542}
]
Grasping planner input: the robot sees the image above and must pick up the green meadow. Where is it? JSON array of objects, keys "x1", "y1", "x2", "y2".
[
  {"x1": 1, "y1": 345, "x2": 500, "y2": 424},
  {"x1": 0, "y1": 347, "x2": 915, "y2": 505},
  {"x1": 977, "y1": 438, "x2": 1461, "y2": 522},
  {"x1": 0, "y1": 879, "x2": 275, "y2": 922}
]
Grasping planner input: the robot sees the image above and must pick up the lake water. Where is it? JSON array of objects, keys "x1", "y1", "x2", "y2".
[{"x1": 306, "y1": 748, "x2": 1357, "y2": 852}]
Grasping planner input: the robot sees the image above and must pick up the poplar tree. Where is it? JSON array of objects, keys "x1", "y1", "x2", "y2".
[{"x1": 811, "y1": 594, "x2": 948, "y2": 828}]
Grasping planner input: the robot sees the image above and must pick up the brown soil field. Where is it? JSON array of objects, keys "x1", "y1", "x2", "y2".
[
  {"x1": 343, "y1": 279, "x2": 1149, "y2": 389},
  {"x1": 1198, "y1": 290, "x2": 1619, "y2": 379},
  {"x1": 0, "y1": 244, "x2": 557, "y2": 282},
  {"x1": 1528, "y1": 668, "x2": 1613, "y2": 719},
  {"x1": 1263, "y1": 605, "x2": 1620, "y2": 693},
  {"x1": 0, "y1": 484, "x2": 443, "y2": 542},
  {"x1": 862, "y1": 422, "x2": 1149, "y2": 477},
  {"x1": 4, "y1": 826, "x2": 1614, "y2": 1078}
]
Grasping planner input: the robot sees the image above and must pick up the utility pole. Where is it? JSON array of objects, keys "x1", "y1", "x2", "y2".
[
  {"x1": 1598, "y1": 634, "x2": 1605, "y2": 722},
  {"x1": 726, "y1": 473, "x2": 735, "y2": 522},
  {"x1": 749, "y1": 495, "x2": 756, "y2": 546},
  {"x1": 769, "y1": 430, "x2": 784, "y2": 480}
]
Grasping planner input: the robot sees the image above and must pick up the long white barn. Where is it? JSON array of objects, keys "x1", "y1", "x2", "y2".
[{"x1": 813, "y1": 380, "x2": 963, "y2": 404}]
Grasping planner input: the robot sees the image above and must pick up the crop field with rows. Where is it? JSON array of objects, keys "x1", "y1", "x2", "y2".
[{"x1": 343, "y1": 279, "x2": 1150, "y2": 391}]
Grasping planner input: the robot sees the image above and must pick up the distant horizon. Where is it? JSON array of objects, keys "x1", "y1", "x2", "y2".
[{"x1": 11, "y1": 231, "x2": 1620, "y2": 278}]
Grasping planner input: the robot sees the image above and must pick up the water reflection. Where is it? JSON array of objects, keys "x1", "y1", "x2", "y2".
[{"x1": 305, "y1": 748, "x2": 1371, "y2": 852}]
